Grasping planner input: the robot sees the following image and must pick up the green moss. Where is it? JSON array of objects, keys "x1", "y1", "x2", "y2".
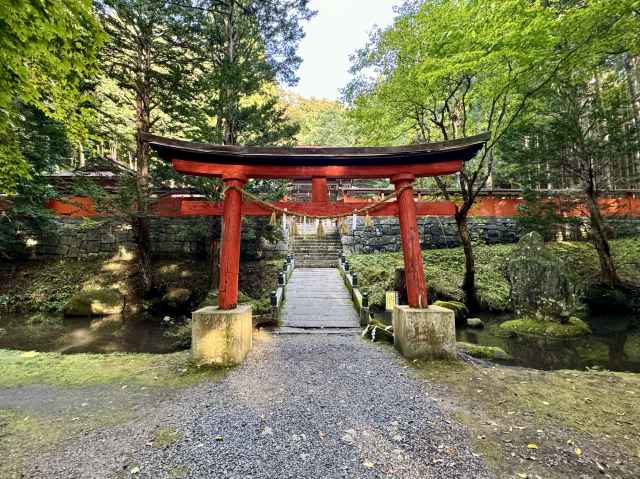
[
  {"x1": 0, "y1": 349, "x2": 223, "y2": 387},
  {"x1": 63, "y1": 288, "x2": 124, "y2": 316},
  {"x1": 347, "y1": 239, "x2": 640, "y2": 312},
  {"x1": 434, "y1": 300, "x2": 468, "y2": 320},
  {"x1": 499, "y1": 317, "x2": 591, "y2": 338},
  {"x1": 152, "y1": 427, "x2": 182, "y2": 448},
  {"x1": 456, "y1": 341, "x2": 511, "y2": 360}
]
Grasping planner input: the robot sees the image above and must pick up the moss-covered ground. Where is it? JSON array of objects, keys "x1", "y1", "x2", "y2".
[
  {"x1": 415, "y1": 359, "x2": 640, "y2": 478},
  {"x1": 0, "y1": 349, "x2": 222, "y2": 387},
  {"x1": 348, "y1": 238, "x2": 640, "y2": 311},
  {"x1": 0, "y1": 348, "x2": 225, "y2": 478}
]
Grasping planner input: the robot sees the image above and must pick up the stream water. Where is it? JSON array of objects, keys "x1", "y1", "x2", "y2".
[
  {"x1": 0, "y1": 313, "x2": 183, "y2": 354},
  {"x1": 456, "y1": 314, "x2": 640, "y2": 372},
  {"x1": 2, "y1": 311, "x2": 639, "y2": 372}
]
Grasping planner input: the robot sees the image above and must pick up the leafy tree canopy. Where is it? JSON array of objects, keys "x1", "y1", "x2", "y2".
[{"x1": 0, "y1": 0, "x2": 103, "y2": 193}]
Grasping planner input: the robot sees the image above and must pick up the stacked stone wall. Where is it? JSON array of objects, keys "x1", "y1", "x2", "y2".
[
  {"x1": 27, "y1": 217, "x2": 286, "y2": 259},
  {"x1": 22, "y1": 215, "x2": 639, "y2": 259},
  {"x1": 340, "y1": 216, "x2": 640, "y2": 254}
]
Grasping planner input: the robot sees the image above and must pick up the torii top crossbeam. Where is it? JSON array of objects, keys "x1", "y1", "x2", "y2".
[
  {"x1": 146, "y1": 133, "x2": 488, "y2": 179},
  {"x1": 146, "y1": 132, "x2": 489, "y2": 310}
]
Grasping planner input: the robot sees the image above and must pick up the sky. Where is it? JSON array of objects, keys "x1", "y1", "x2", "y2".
[{"x1": 289, "y1": 0, "x2": 398, "y2": 101}]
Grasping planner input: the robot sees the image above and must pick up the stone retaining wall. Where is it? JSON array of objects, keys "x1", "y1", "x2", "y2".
[
  {"x1": 24, "y1": 214, "x2": 639, "y2": 259},
  {"x1": 340, "y1": 216, "x2": 640, "y2": 254},
  {"x1": 28, "y1": 217, "x2": 287, "y2": 259}
]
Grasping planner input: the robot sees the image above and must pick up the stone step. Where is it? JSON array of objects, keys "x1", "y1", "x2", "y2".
[
  {"x1": 291, "y1": 244, "x2": 341, "y2": 247},
  {"x1": 292, "y1": 237, "x2": 341, "y2": 241},
  {"x1": 291, "y1": 248, "x2": 340, "y2": 256},
  {"x1": 293, "y1": 235, "x2": 340, "y2": 240},
  {"x1": 292, "y1": 255, "x2": 340, "y2": 260},
  {"x1": 295, "y1": 262, "x2": 338, "y2": 268}
]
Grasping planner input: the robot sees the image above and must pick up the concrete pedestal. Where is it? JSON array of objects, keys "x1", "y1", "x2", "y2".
[
  {"x1": 192, "y1": 304, "x2": 252, "y2": 366},
  {"x1": 392, "y1": 304, "x2": 456, "y2": 360}
]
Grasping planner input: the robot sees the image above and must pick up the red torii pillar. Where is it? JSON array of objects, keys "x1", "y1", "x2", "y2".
[
  {"x1": 391, "y1": 173, "x2": 428, "y2": 308},
  {"x1": 219, "y1": 175, "x2": 246, "y2": 309}
]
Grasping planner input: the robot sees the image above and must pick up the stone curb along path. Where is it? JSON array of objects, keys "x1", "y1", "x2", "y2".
[{"x1": 27, "y1": 333, "x2": 494, "y2": 479}]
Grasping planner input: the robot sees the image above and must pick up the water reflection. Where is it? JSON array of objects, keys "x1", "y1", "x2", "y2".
[
  {"x1": 0, "y1": 313, "x2": 183, "y2": 354},
  {"x1": 457, "y1": 314, "x2": 640, "y2": 372}
]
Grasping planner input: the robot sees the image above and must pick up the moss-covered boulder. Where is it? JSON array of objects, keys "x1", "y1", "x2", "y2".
[
  {"x1": 63, "y1": 289, "x2": 123, "y2": 317},
  {"x1": 160, "y1": 287, "x2": 193, "y2": 311},
  {"x1": 457, "y1": 342, "x2": 511, "y2": 360},
  {"x1": 498, "y1": 316, "x2": 591, "y2": 338},
  {"x1": 433, "y1": 300, "x2": 468, "y2": 326},
  {"x1": 466, "y1": 317, "x2": 484, "y2": 329},
  {"x1": 506, "y1": 232, "x2": 580, "y2": 320}
]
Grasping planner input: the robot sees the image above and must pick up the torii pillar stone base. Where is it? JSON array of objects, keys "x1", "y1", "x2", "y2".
[
  {"x1": 192, "y1": 304, "x2": 252, "y2": 366},
  {"x1": 392, "y1": 305, "x2": 457, "y2": 360}
]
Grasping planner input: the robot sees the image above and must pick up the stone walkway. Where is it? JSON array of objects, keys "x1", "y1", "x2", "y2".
[
  {"x1": 27, "y1": 334, "x2": 493, "y2": 479},
  {"x1": 280, "y1": 268, "x2": 360, "y2": 330}
]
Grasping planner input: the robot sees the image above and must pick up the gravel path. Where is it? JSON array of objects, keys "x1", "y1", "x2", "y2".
[{"x1": 28, "y1": 333, "x2": 493, "y2": 479}]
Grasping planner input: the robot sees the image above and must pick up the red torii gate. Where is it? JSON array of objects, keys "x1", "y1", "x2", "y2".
[{"x1": 146, "y1": 133, "x2": 488, "y2": 311}]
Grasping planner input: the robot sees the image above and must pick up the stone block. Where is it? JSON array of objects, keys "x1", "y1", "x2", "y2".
[
  {"x1": 192, "y1": 304, "x2": 252, "y2": 366},
  {"x1": 392, "y1": 305, "x2": 456, "y2": 360}
]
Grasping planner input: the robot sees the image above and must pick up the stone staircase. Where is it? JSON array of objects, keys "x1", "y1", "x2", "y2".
[{"x1": 290, "y1": 220, "x2": 341, "y2": 268}]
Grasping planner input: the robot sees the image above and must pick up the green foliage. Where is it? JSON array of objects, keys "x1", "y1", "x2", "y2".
[
  {"x1": 514, "y1": 190, "x2": 568, "y2": 240},
  {"x1": 348, "y1": 238, "x2": 640, "y2": 312},
  {"x1": 172, "y1": 1, "x2": 314, "y2": 146},
  {"x1": 284, "y1": 94, "x2": 358, "y2": 146},
  {"x1": 0, "y1": 0, "x2": 102, "y2": 193}
]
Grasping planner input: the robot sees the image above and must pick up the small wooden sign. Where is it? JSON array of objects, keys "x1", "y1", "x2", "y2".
[{"x1": 385, "y1": 291, "x2": 399, "y2": 311}]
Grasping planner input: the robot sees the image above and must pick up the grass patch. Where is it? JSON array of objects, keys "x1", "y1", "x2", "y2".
[
  {"x1": 415, "y1": 360, "x2": 640, "y2": 478},
  {"x1": 0, "y1": 349, "x2": 225, "y2": 388},
  {"x1": 348, "y1": 238, "x2": 640, "y2": 311}
]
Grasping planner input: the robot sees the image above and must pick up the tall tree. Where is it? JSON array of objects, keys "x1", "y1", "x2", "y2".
[
  {"x1": 184, "y1": 0, "x2": 314, "y2": 145},
  {"x1": 96, "y1": 0, "x2": 197, "y2": 289}
]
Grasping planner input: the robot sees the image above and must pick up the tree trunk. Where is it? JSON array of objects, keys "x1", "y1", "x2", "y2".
[
  {"x1": 455, "y1": 210, "x2": 480, "y2": 311},
  {"x1": 134, "y1": 86, "x2": 152, "y2": 293},
  {"x1": 585, "y1": 191, "x2": 619, "y2": 286}
]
